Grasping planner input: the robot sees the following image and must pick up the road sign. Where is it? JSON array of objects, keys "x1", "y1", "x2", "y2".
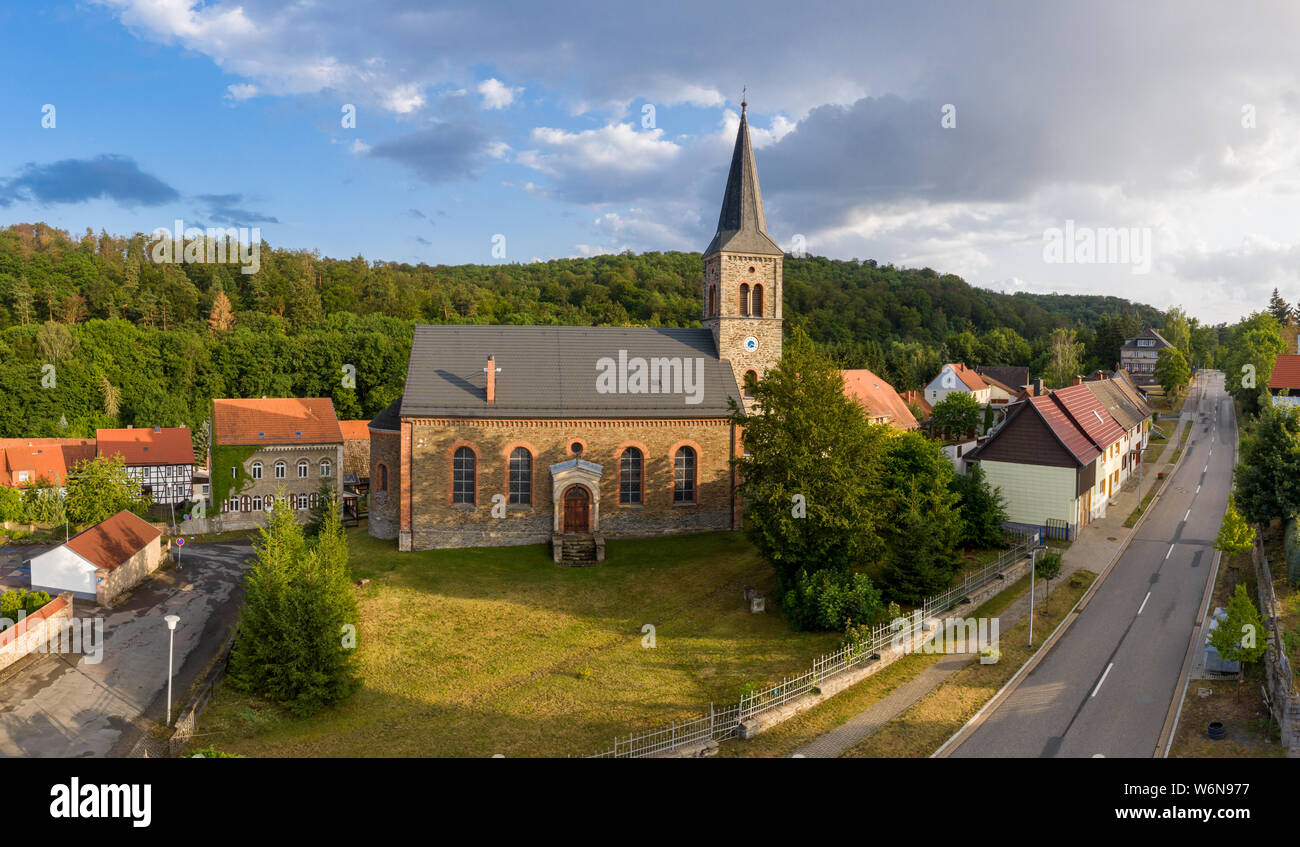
[{"x1": 175, "y1": 538, "x2": 185, "y2": 547}]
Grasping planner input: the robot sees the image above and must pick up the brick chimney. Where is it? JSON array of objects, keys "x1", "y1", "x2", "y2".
[
  {"x1": 485, "y1": 355, "x2": 499, "y2": 404},
  {"x1": 1072, "y1": 376, "x2": 1083, "y2": 386}
]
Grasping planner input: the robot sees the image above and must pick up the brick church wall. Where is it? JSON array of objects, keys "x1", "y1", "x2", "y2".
[
  {"x1": 401, "y1": 418, "x2": 736, "y2": 550},
  {"x1": 369, "y1": 428, "x2": 401, "y2": 540}
]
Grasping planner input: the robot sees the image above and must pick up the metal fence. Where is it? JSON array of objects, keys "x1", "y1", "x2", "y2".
[
  {"x1": 587, "y1": 531, "x2": 1038, "y2": 758},
  {"x1": 1252, "y1": 538, "x2": 1298, "y2": 751}
]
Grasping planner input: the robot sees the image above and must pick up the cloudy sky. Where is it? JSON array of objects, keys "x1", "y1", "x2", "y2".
[{"x1": 2, "y1": 1, "x2": 1299, "y2": 323}]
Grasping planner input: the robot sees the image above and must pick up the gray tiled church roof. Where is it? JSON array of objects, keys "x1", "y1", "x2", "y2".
[
  {"x1": 399, "y1": 325, "x2": 742, "y2": 419},
  {"x1": 704, "y1": 102, "x2": 784, "y2": 258}
]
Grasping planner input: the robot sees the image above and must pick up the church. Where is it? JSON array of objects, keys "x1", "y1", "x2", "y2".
[{"x1": 369, "y1": 101, "x2": 784, "y2": 560}]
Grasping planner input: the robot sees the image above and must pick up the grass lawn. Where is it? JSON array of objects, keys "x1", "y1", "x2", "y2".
[
  {"x1": 840, "y1": 569, "x2": 1097, "y2": 758},
  {"x1": 1169, "y1": 670, "x2": 1283, "y2": 757},
  {"x1": 192, "y1": 528, "x2": 844, "y2": 757},
  {"x1": 1169, "y1": 421, "x2": 1192, "y2": 463}
]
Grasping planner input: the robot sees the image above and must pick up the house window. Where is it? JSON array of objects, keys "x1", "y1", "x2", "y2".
[
  {"x1": 453, "y1": 446, "x2": 476, "y2": 504},
  {"x1": 752, "y1": 284, "x2": 763, "y2": 316},
  {"x1": 252, "y1": 496, "x2": 262, "y2": 511},
  {"x1": 309, "y1": 493, "x2": 317, "y2": 508},
  {"x1": 620, "y1": 448, "x2": 643, "y2": 505},
  {"x1": 241, "y1": 495, "x2": 250, "y2": 512},
  {"x1": 297, "y1": 494, "x2": 309, "y2": 509},
  {"x1": 508, "y1": 447, "x2": 532, "y2": 506},
  {"x1": 251, "y1": 461, "x2": 262, "y2": 480},
  {"x1": 673, "y1": 446, "x2": 697, "y2": 503},
  {"x1": 377, "y1": 463, "x2": 388, "y2": 492},
  {"x1": 274, "y1": 460, "x2": 286, "y2": 479},
  {"x1": 320, "y1": 459, "x2": 332, "y2": 478},
  {"x1": 298, "y1": 459, "x2": 309, "y2": 478},
  {"x1": 739, "y1": 283, "x2": 750, "y2": 317}
]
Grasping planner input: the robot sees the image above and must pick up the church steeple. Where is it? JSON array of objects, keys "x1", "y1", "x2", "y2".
[
  {"x1": 704, "y1": 98, "x2": 783, "y2": 258},
  {"x1": 701, "y1": 94, "x2": 784, "y2": 411}
]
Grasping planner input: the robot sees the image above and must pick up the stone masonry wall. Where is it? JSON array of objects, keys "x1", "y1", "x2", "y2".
[
  {"x1": 369, "y1": 429, "x2": 400, "y2": 540},
  {"x1": 216, "y1": 443, "x2": 344, "y2": 531},
  {"x1": 403, "y1": 418, "x2": 736, "y2": 550}
]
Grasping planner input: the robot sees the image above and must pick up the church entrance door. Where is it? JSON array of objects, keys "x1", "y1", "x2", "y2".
[{"x1": 562, "y1": 485, "x2": 590, "y2": 533}]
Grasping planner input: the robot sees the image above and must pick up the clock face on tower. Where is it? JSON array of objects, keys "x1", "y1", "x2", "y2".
[{"x1": 744, "y1": 336, "x2": 759, "y2": 353}]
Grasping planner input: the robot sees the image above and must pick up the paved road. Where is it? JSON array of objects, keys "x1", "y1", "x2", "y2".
[
  {"x1": 951, "y1": 371, "x2": 1233, "y2": 758},
  {"x1": 0, "y1": 540, "x2": 251, "y2": 757}
]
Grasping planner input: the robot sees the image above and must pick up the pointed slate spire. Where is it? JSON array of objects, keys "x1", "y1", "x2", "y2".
[{"x1": 704, "y1": 97, "x2": 784, "y2": 258}]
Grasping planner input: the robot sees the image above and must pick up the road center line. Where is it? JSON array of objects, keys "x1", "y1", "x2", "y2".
[
  {"x1": 1092, "y1": 663, "x2": 1115, "y2": 698},
  {"x1": 1183, "y1": 509, "x2": 1191, "y2": 521},
  {"x1": 1196, "y1": 484, "x2": 1201, "y2": 493},
  {"x1": 1166, "y1": 544, "x2": 1174, "y2": 559},
  {"x1": 1138, "y1": 591, "x2": 1151, "y2": 615}
]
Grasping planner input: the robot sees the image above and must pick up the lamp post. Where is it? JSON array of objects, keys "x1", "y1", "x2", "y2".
[{"x1": 164, "y1": 614, "x2": 180, "y2": 726}]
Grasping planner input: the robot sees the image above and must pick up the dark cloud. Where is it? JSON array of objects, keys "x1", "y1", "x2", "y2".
[
  {"x1": 0, "y1": 154, "x2": 179, "y2": 208},
  {"x1": 368, "y1": 123, "x2": 490, "y2": 184},
  {"x1": 197, "y1": 193, "x2": 280, "y2": 225}
]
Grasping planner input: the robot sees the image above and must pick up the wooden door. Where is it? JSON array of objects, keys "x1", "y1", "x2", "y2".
[{"x1": 563, "y1": 486, "x2": 590, "y2": 533}]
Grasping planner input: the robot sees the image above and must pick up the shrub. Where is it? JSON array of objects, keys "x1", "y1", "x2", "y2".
[
  {"x1": 781, "y1": 568, "x2": 883, "y2": 632},
  {"x1": 1286, "y1": 518, "x2": 1300, "y2": 587}
]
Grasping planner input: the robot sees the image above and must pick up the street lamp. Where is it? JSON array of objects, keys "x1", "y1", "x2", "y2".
[{"x1": 164, "y1": 614, "x2": 180, "y2": 726}]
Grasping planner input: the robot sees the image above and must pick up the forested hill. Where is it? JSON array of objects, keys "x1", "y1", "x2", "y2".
[{"x1": 0, "y1": 223, "x2": 1164, "y2": 441}]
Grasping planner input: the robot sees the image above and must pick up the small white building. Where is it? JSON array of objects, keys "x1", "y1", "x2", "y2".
[{"x1": 29, "y1": 510, "x2": 163, "y2": 604}]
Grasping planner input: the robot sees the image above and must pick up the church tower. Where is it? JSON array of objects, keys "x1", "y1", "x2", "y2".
[{"x1": 703, "y1": 97, "x2": 784, "y2": 410}]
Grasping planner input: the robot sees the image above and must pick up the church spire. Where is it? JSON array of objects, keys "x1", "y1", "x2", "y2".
[{"x1": 704, "y1": 96, "x2": 783, "y2": 258}]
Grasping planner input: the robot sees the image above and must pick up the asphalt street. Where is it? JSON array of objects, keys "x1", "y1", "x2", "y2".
[
  {"x1": 0, "y1": 540, "x2": 251, "y2": 757},
  {"x1": 951, "y1": 371, "x2": 1233, "y2": 758}
]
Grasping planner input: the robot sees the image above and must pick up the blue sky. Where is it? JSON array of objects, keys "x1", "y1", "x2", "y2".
[{"x1": 3, "y1": 1, "x2": 1300, "y2": 323}]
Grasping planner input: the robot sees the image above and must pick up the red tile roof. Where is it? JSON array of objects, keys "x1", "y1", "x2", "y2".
[
  {"x1": 1051, "y1": 383, "x2": 1126, "y2": 450},
  {"x1": 212, "y1": 398, "x2": 343, "y2": 446},
  {"x1": 841, "y1": 369, "x2": 918, "y2": 430},
  {"x1": 0, "y1": 438, "x2": 96, "y2": 487},
  {"x1": 1269, "y1": 354, "x2": 1300, "y2": 390},
  {"x1": 96, "y1": 427, "x2": 193, "y2": 466},
  {"x1": 1029, "y1": 395, "x2": 1101, "y2": 464},
  {"x1": 65, "y1": 510, "x2": 162, "y2": 572},
  {"x1": 338, "y1": 420, "x2": 372, "y2": 441},
  {"x1": 945, "y1": 363, "x2": 988, "y2": 391},
  {"x1": 899, "y1": 390, "x2": 931, "y2": 417}
]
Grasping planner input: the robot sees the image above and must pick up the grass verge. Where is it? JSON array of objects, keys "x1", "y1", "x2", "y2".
[{"x1": 839, "y1": 569, "x2": 1098, "y2": 758}]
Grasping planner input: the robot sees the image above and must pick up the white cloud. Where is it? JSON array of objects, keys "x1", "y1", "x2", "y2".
[
  {"x1": 225, "y1": 83, "x2": 257, "y2": 101},
  {"x1": 477, "y1": 78, "x2": 522, "y2": 110}
]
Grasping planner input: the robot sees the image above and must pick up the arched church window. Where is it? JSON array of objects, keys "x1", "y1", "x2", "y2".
[
  {"x1": 673, "y1": 447, "x2": 697, "y2": 503},
  {"x1": 453, "y1": 447, "x2": 476, "y2": 504},
  {"x1": 619, "y1": 448, "x2": 643, "y2": 505},
  {"x1": 509, "y1": 447, "x2": 532, "y2": 505},
  {"x1": 739, "y1": 283, "x2": 750, "y2": 316},
  {"x1": 752, "y1": 284, "x2": 763, "y2": 316}
]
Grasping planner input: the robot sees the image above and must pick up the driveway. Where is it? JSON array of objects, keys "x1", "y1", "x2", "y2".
[{"x1": 0, "y1": 540, "x2": 252, "y2": 757}]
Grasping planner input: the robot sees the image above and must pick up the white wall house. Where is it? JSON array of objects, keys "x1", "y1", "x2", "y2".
[
  {"x1": 924, "y1": 363, "x2": 991, "y2": 408},
  {"x1": 29, "y1": 545, "x2": 98, "y2": 600}
]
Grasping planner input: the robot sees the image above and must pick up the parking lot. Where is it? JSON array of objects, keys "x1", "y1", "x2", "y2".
[{"x1": 0, "y1": 539, "x2": 253, "y2": 757}]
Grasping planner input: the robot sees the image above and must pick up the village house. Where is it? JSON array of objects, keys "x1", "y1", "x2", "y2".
[
  {"x1": 0, "y1": 438, "x2": 95, "y2": 491},
  {"x1": 96, "y1": 426, "x2": 194, "y2": 505},
  {"x1": 1119, "y1": 327, "x2": 1173, "y2": 388},
  {"x1": 841, "y1": 369, "x2": 917, "y2": 430},
  {"x1": 968, "y1": 376, "x2": 1144, "y2": 540},
  {"x1": 1267, "y1": 353, "x2": 1300, "y2": 408},
  {"x1": 923, "y1": 363, "x2": 991, "y2": 407},
  {"x1": 339, "y1": 420, "x2": 371, "y2": 481},
  {"x1": 29, "y1": 509, "x2": 163, "y2": 605},
  {"x1": 211, "y1": 398, "x2": 345, "y2": 530},
  {"x1": 371, "y1": 99, "x2": 784, "y2": 561},
  {"x1": 976, "y1": 366, "x2": 1030, "y2": 406}
]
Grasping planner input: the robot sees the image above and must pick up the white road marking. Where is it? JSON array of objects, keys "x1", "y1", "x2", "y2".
[
  {"x1": 1138, "y1": 591, "x2": 1151, "y2": 615},
  {"x1": 1196, "y1": 485, "x2": 1201, "y2": 493},
  {"x1": 1166, "y1": 544, "x2": 1174, "y2": 560},
  {"x1": 1092, "y1": 663, "x2": 1115, "y2": 697},
  {"x1": 1203, "y1": 464, "x2": 1208, "y2": 472},
  {"x1": 1184, "y1": 509, "x2": 1191, "y2": 521}
]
